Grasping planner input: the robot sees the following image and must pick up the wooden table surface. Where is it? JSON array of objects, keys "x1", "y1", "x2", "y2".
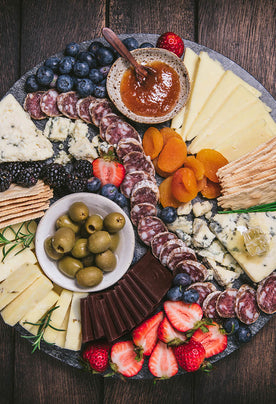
[{"x1": 0, "y1": 1, "x2": 275, "y2": 403}]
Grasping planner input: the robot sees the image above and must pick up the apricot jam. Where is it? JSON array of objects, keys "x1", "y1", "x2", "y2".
[{"x1": 120, "y1": 61, "x2": 180, "y2": 117}]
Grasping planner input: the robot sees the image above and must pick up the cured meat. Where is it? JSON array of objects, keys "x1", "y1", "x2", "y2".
[
  {"x1": 105, "y1": 121, "x2": 141, "y2": 146},
  {"x1": 90, "y1": 99, "x2": 113, "y2": 127},
  {"x1": 202, "y1": 291, "x2": 221, "y2": 320},
  {"x1": 235, "y1": 284, "x2": 260, "y2": 325},
  {"x1": 186, "y1": 282, "x2": 217, "y2": 306},
  {"x1": 24, "y1": 91, "x2": 46, "y2": 120},
  {"x1": 137, "y1": 216, "x2": 167, "y2": 246},
  {"x1": 57, "y1": 91, "x2": 79, "y2": 119},
  {"x1": 216, "y1": 288, "x2": 238, "y2": 318},
  {"x1": 257, "y1": 272, "x2": 276, "y2": 314},
  {"x1": 174, "y1": 260, "x2": 209, "y2": 282},
  {"x1": 76, "y1": 96, "x2": 95, "y2": 123},
  {"x1": 40, "y1": 89, "x2": 61, "y2": 117},
  {"x1": 130, "y1": 180, "x2": 159, "y2": 207},
  {"x1": 151, "y1": 232, "x2": 177, "y2": 259},
  {"x1": 167, "y1": 246, "x2": 197, "y2": 271},
  {"x1": 120, "y1": 171, "x2": 154, "y2": 198},
  {"x1": 116, "y1": 138, "x2": 144, "y2": 160},
  {"x1": 99, "y1": 113, "x2": 122, "y2": 139},
  {"x1": 159, "y1": 239, "x2": 185, "y2": 267},
  {"x1": 130, "y1": 202, "x2": 157, "y2": 227},
  {"x1": 123, "y1": 151, "x2": 155, "y2": 176}
]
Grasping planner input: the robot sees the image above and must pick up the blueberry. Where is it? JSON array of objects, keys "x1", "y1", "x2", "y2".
[
  {"x1": 88, "y1": 41, "x2": 103, "y2": 55},
  {"x1": 114, "y1": 193, "x2": 128, "y2": 208},
  {"x1": 99, "y1": 65, "x2": 111, "y2": 78},
  {"x1": 183, "y1": 289, "x2": 199, "y2": 303},
  {"x1": 25, "y1": 75, "x2": 40, "y2": 92},
  {"x1": 224, "y1": 318, "x2": 240, "y2": 335},
  {"x1": 100, "y1": 184, "x2": 118, "y2": 201},
  {"x1": 77, "y1": 51, "x2": 97, "y2": 68},
  {"x1": 76, "y1": 78, "x2": 95, "y2": 97},
  {"x1": 89, "y1": 68, "x2": 104, "y2": 84},
  {"x1": 59, "y1": 56, "x2": 74, "y2": 74},
  {"x1": 36, "y1": 66, "x2": 54, "y2": 86},
  {"x1": 167, "y1": 286, "x2": 183, "y2": 301},
  {"x1": 237, "y1": 326, "x2": 252, "y2": 343},
  {"x1": 87, "y1": 177, "x2": 101, "y2": 193},
  {"x1": 64, "y1": 42, "x2": 80, "y2": 57},
  {"x1": 73, "y1": 61, "x2": 90, "y2": 78},
  {"x1": 56, "y1": 74, "x2": 74, "y2": 92},
  {"x1": 139, "y1": 42, "x2": 154, "y2": 48},
  {"x1": 160, "y1": 206, "x2": 177, "y2": 223},
  {"x1": 44, "y1": 56, "x2": 60, "y2": 72},
  {"x1": 93, "y1": 85, "x2": 106, "y2": 98},
  {"x1": 96, "y1": 47, "x2": 114, "y2": 66},
  {"x1": 173, "y1": 273, "x2": 192, "y2": 287},
  {"x1": 122, "y1": 37, "x2": 139, "y2": 51}
]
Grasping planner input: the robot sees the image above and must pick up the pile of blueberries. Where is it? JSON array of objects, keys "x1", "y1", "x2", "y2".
[
  {"x1": 87, "y1": 179, "x2": 128, "y2": 209},
  {"x1": 25, "y1": 37, "x2": 154, "y2": 99}
]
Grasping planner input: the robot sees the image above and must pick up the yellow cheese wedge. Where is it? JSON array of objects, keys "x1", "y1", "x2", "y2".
[
  {"x1": 53, "y1": 306, "x2": 70, "y2": 348},
  {"x1": 64, "y1": 292, "x2": 88, "y2": 351},
  {"x1": 0, "y1": 249, "x2": 37, "y2": 282},
  {"x1": 1, "y1": 275, "x2": 53, "y2": 326}
]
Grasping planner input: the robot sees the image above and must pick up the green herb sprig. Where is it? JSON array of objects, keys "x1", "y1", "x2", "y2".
[{"x1": 218, "y1": 202, "x2": 276, "y2": 214}]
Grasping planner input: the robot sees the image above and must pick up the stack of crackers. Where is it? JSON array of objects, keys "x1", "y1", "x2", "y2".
[
  {"x1": 0, "y1": 180, "x2": 53, "y2": 228},
  {"x1": 217, "y1": 136, "x2": 276, "y2": 209}
]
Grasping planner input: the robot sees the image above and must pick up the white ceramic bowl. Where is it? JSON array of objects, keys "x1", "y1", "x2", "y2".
[{"x1": 35, "y1": 193, "x2": 135, "y2": 292}]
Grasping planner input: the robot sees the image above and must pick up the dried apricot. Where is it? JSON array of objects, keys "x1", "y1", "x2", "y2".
[
  {"x1": 158, "y1": 137, "x2": 187, "y2": 173},
  {"x1": 142, "y1": 127, "x2": 164, "y2": 160},
  {"x1": 160, "y1": 127, "x2": 183, "y2": 145},
  {"x1": 201, "y1": 178, "x2": 221, "y2": 199},
  {"x1": 196, "y1": 149, "x2": 228, "y2": 183},
  {"x1": 159, "y1": 176, "x2": 182, "y2": 208},
  {"x1": 152, "y1": 157, "x2": 172, "y2": 178},
  {"x1": 184, "y1": 155, "x2": 205, "y2": 180},
  {"x1": 197, "y1": 176, "x2": 207, "y2": 192},
  {"x1": 171, "y1": 167, "x2": 198, "y2": 202}
]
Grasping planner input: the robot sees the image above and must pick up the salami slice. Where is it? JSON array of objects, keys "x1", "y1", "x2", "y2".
[
  {"x1": 105, "y1": 121, "x2": 141, "y2": 146},
  {"x1": 24, "y1": 91, "x2": 46, "y2": 120},
  {"x1": 159, "y1": 239, "x2": 185, "y2": 267},
  {"x1": 174, "y1": 260, "x2": 208, "y2": 282},
  {"x1": 40, "y1": 89, "x2": 61, "y2": 117},
  {"x1": 130, "y1": 180, "x2": 159, "y2": 207},
  {"x1": 76, "y1": 96, "x2": 95, "y2": 123},
  {"x1": 137, "y1": 216, "x2": 167, "y2": 246},
  {"x1": 167, "y1": 247, "x2": 197, "y2": 271},
  {"x1": 187, "y1": 282, "x2": 217, "y2": 306},
  {"x1": 202, "y1": 291, "x2": 221, "y2": 320},
  {"x1": 130, "y1": 203, "x2": 157, "y2": 227},
  {"x1": 123, "y1": 151, "x2": 155, "y2": 176},
  {"x1": 257, "y1": 272, "x2": 276, "y2": 314},
  {"x1": 151, "y1": 231, "x2": 177, "y2": 259},
  {"x1": 235, "y1": 284, "x2": 260, "y2": 325},
  {"x1": 99, "y1": 113, "x2": 123, "y2": 139},
  {"x1": 120, "y1": 171, "x2": 154, "y2": 198},
  {"x1": 57, "y1": 91, "x2": 79, "y2": 119},
  {"x1": 90, "y1": 99, "x2": 113, "y2": 127},
  {"x1": 216, "y1": 288, "x2": 238, "y2": 318},
  {"x1": 116, "y1": 138, "x2": 144, "y2": 160}
]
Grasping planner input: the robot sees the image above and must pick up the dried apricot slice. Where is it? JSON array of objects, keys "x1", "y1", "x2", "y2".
[
  {"x1": 201, "y1": 178, "x2": 221, "y2": 199},
  {"x1": 171, "y1": 167, "x2": 198, "y2": 202},
  {"x1": 142, "y1": 127, "x2": 164, "y2": 160},
  {"x1": 184, "y1": 155, "x2": 205, "y2": 181},
  {"x1": 159, "y1": 176, "x2": 182, "y2": 208},
  {"x1": 152, "y1": 157, "x2": 172, "y2": 178},
  {"x1": 160, "y1": 127, "x2": 183, "y2": 145},
  {"x1": 196, "y1": 149, "x2": 228, "y2": 183},
  {"x1": 197, "y1": 176, "x2": 207, "y2": 192},
  {"x1": 158, "y1": 137, "x2": 187, "y2": 173}
]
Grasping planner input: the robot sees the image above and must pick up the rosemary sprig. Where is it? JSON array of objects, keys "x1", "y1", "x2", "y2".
[
  {"x1": 22, "y1": 306, "x2": 64, "y2": 353},
  {"x1": 218, "y1": 202, "x2": 276, "y2": 214}
]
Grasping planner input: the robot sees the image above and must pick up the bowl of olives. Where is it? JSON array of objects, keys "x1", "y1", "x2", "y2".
[{"x1": 35, "y1": 193, "x2": 135, "y2": 292}]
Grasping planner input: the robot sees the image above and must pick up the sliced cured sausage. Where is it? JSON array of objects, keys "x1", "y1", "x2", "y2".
[
  {"x1": 57, "y1": 91, "x2": 79, "y2": 119},
  {"x1": 105, "y1": 121, "x2": 141, "y2": 146},
  {"x1": 123, "y1": 151, "x2": 155, "y2": 176},
  {"x1": 167, "y1": 247, "x2": 197, "y2": 271},
  {"x1": 174, "y1": 260, "x2": 208, "y2": 282},
  {"x1": 24, "y1": 91, "x2": 46, "y2": 120},
  {"x1": 186, "y1": 282, "x2": 217, "y2": 306},
  {"x1": 257, "y1": 272, "x2": 276, "y2": 314},
  {"x1": 90, "y1": 99, "x2": 113, "y2": 127},
  {"x1": 116, "y1": 138, "x2": 144, "y2": 160},
  {"x1": 216, "y1": 288, "x2": 238, "y2": 318},
  {"x1": 76, "y1": 96, "x2": 95, "y2": 123},
  {"x1": 159, "y1": 239, "x2": 185, "y2": 267},
  {"x1": 235, "y1": 284, "x2": 260, "y2": 325},
  {"x1": 120, "y1": 171, "x2": 154, "y2": 198},
  {"x1": 151, "y1": 232, "x2": 177, "y2": 259},
  {"x1": 130, "y1": 180, "x2": 159, "y2": 207},
  {"x1": 130, "y1": 203, "x2": 157, "y2": 227},
  {"x1": 202, "y1": 291, "x2": 221, "y2": 321},
  {"x1": 40, "y1": 89, "x2": 61, "y2": 117},
  {"x1": 99, "y1": 113, "x2": 122, "y2": 139},
  {"x1": 137, "y1": 216, "x2": 167, "y2": 246}
]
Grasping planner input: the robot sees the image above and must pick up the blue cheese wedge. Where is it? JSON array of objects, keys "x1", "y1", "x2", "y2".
[
  {"x1": 167, "y1": 216, "x2": 193, "y2": 235},
  {"x1": 204, "y1": 257, "x2": 240, "y2": 288},
  {"x1": 192, "y1": 200, "x2": 213, "y2": 217},
  {"x1": 197, "y1": 239, "x2": 227, "y2": 263},
  {"x1": 177, "y1": 201, "x2": 193, "y2": 216},
  {"x1": 192, "y1": 218, "x2": 216, "y2": 248}
]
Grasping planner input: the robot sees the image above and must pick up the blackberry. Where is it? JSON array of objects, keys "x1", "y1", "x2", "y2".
[
  {"x1": 2, "y1": 162, "x2": 24, "y2": 182},
  {"x1": 0, "y1": 169, "x2": 12, "y2": 192},
  {"x1": 41, "y1": 163, "x2": 68, "y2": 189},
  {"x1": 15, "y1": 168, "x2": 38, "y2": 187},
  {"x1": 66, "y1": 173, "x2": 87, "y2": 193},
  {"x1": 73, "y1": 159, "x2": 93, "y2": 178},
  {"x1": 25, "y1": 161, "x2": 45, "y2": 179}
]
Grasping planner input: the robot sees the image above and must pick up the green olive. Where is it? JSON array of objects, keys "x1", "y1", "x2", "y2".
[
  {"x1": 95, "y1": 249, "x2": 116, "y2": 272},
  {"x1": 71, "y1": 238, "x2": 90, "y2": 259},
  {"x1": 85, "y1": 215, "x2": 103, "y2": 235},
  {"x1": 68, "y1": 202, "x2": 89, "y2": 222},
  {"x1": 109, "y1": 233, "x2": 120, "y2": 252},
  {"x1": 52, "y1": 227, "x2": 75, "y2": 254},
  {"x1": 76, "y1": 266, "x2": 103, "y2": 287},
  {"x1": 58, "y1": 256, "x2": 83, "y2": 278},
  {"x1": 82, "y1": 254, "x2": 95, "y2": 267},
  {"x1": 56, "y1": 214, "x2": 80, "y2": 233},
  {"x1": 103, "y1": 212, "x2": 125, "y2": 233},
  {"x1": 88, "y1": 231, "x2": 111, "y2": 254},
  {"x1": 44, "y1": 237, "x2": 64, "y2": 260}
]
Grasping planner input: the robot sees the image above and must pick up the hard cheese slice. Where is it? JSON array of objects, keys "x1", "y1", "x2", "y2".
[
  {"x1": 64, "y1": 292, "x2": 88, "y2": 351},
  {"x1": 0, "y1": 249, "x2": 37, "y2": 282},
  {"x1": 55, "y1": 307, "x2": 70, "y2": 348}
]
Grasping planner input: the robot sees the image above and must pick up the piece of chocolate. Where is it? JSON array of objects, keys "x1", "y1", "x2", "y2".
[
  {"x1": 80, "y1": 298, "x2": 94, "y2": 343},
  {"x1": 123, "y1": 273, "x2": 156, "y2": 310},
  {"x1": 118, "y1": 277, "x2": 149, "y2": 316},
  {"x1": 95, "y1": 295, "x2": 119, "y2": 342},
  {"x1": 88, "y1": 295, "x2": 105, "y2": 340},
  {"x1": 112, "y1": 289, "x2": 137, "y2": 330},
  {"x1": 105, "y1": 291, "x2": 128, "y2": 337}
]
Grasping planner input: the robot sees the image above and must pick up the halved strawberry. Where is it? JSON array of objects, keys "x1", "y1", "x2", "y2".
[
  {"x1": 92, "y1": 155, "x2": 125, "y2": 187},
  {"x1": 173, "y1": 340, "x2": 206, "y2": 372},
  {"x1": 156, "y1": 32, "x2": 184, "y2": 58},
  {"x1": 164, "y1": 301, "x2": 203, "y2": 332},
  {"x1": 110, "y1": 340, "x2": 144, "y2": 377},
  {"x1": 148, "y1": 340, "x2": 178, "y2": 378},
  {"x1": 132, "y1": 311, "x2": 164, "y2": 356},
  {"x1": 157, "y1": 316, "x2": 186, "y2": 346},
  {"x1": 191, "y1": 322, "x2": 227, "y2": 358}
]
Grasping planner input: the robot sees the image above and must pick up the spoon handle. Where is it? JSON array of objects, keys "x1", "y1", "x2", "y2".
[{"x1": 101, "y1": 28, "x2": 148, "y2": 80}]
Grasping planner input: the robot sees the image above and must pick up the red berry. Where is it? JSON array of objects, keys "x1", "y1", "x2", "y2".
[
  {"x1": 191, "y1": 322, "x2": 228, "y2": 358},
  {"x1": 156, "y1": 32, "x2": 184, "y2": 58},
  {"x1": 132, "y1": 311, "x2": 164, "y2": 356},
  {"x1": 82, "y1": 341, "x2": 110, "y2": 372},
  {"x1": 173, "y1": 340, "x2": 206, "y2": 372},
  {"x1": 148, "y1": 340, "x2": 178, "y2": 378},
  {"x1": 110, "y1": 340, "x2": 144, "y2": 377},
  {"x1": 164, "y1": 301, "x2": 203, "y2": 332},
  {"x1": 92, "y1": 156, "x2": 125, "y2": 187}
]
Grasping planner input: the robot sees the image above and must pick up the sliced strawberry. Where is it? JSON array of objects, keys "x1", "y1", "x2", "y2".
[
  {"x1": 173, "y1": 340, "x2": 206, "y2": 372},
  {"x1": 132, "y1": 311, "x2": 164, "y2": 356},
  {"x1": 157, "y1": 316, "x2": 186, "y2": 346},
  {"x1": 148, "y1": 340, "x2": 178, "y2": 378},
  {"x1": 191, "y1": 322, "x2": 228, "y2": 358},
  {"x1": 92, "y1": 157, "x2": 125, "y2": 187},
  {"x1": 164, "y1": 301, "x2": 203, "y2": 332},
  {"x1": 110, "y1": 340, "x2": 144, "y2": 377}
]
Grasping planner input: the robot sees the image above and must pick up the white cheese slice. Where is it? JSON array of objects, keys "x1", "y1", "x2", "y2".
[
  {"x1": 64, "y1": 292, "x2": 88, "y2": 351},
  {"x1": 54, "y1": 306, "x2": 70, "y2": 348},
  {"x1": 0, "y1": 249, "x2": 37, "y2": 282}
]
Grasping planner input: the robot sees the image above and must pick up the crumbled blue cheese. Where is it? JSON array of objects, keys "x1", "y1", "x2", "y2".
[
  {"x1": 192, "y1": 218, "x2": 216, "y2": 248},
  {"x1": 222, "y1": 253, "x2": 243, "y2": 274},
  {"x1": 174, "y1": 230, "x2": 192, "y2": 246},
  {"x1": 204, "y1": 258, "x2": 240, "y2": 288},
  {"x1": 68, "y1": 137, "x2": 98, "y2": 161},
  {"x1": 167, "y1": 216, "x2": 193, "y2": 235},
  {"x1": 43, "y1": 117, "x2": 74, "y2": 142},
  {"x1": 92, "y1": 135, "x2": 110, "y2": 154},
  {"x1": 192, "y1": 200, "x2": 213, "y2": 217},
  {"x1": 177, "y1": 202, "x2": 192, "y2": 216},
  {"x1": 197, "y1": 239, "x2": 227, "y2": 263},
  {"x1": 54, "y1": 151, "x2": 72, "y2": 165},
  {"x1": 73, "y1": 120, "x2": 89, "y2": 140}
]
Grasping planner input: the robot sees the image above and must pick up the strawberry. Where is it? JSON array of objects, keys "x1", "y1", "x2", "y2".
[
  {"x1": 191, "y1": 322, "x2": 228, "y2": 358},
  {"x1": 164, "y1": 301, "x2": 203, "y2": 332},
  {"x1": 173, "y1": 340, "x2": 206, "y2": 372},
  {"x1": 157, "y1": 316, "x2": 186, "y2": 346},
  {"x1": 92, "y1": 155, "x2": 125, "y2": 187},
  {"x1": 132, "y1": 311, "x2": 164, "y2": 356},
  {"x1": 148, "y1": 340, "x2": 178, "y2": 378},
  {"x1": 110, "y1": 340, "x2": 144, "y2": 377},
  {"x1": 82, "y1": 341, "x2": 110, "y2": 372},
  {"x1": 156, "y1": 32, "x2": 184, "y2": 58}
]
